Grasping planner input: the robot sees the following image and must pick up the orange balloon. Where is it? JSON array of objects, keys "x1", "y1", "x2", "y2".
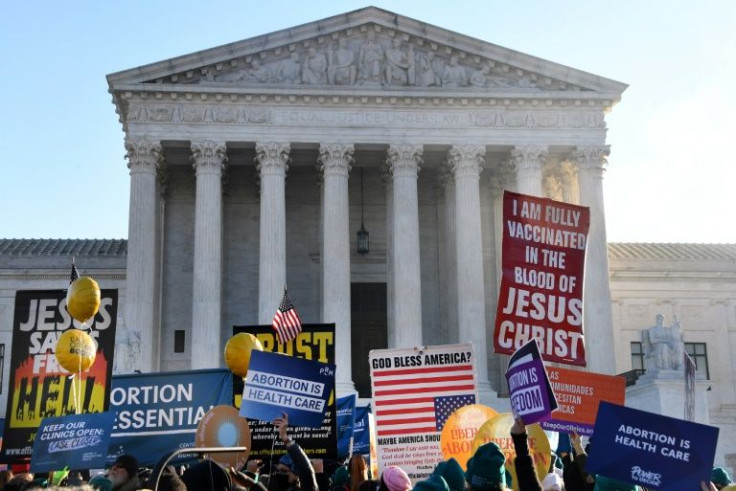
[
  {"x1": 440, "y1": 404, "x2": 498, "y2": 469},
  {"x1": 224, "y1": 333, "x2": 263, "y2": 377},
  {"x1": 55, "y1": 329, "x2": 97, "y2": 372},
  {"x1": 66, "y1": 277, "x2": 101, "y2": 324},
  {"x1": 472, "y1": 413, "x2": 550, "y2": 491}
]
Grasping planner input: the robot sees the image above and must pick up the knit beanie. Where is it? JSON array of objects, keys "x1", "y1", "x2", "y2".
[
  {"x1": 333, "y1": 466, "x2": 350, "y2": 486},
  {"x1": 113, "y1": 454, "x2": 139, "y2": 478},
  {"x1": 88, "y1": 475, "x2": 114, "y2": 491},
  {"x1": 593, "y1": 474, "x2": 637, "y2": 491},
  {"x1": 712, "y1": 468, "x2": 733, "y2": 486},
  {"x1": 414, "y1": 475, "x2": 449, "y2": 491},
  {"x1": 432, "y1": 458, "x2": 465, "y2": 491},
  {"x1": 465, "y1": 442, "x2": 506, "y2": 490},
  {"x1": 382, "y1": 466, "x2": 412, "y2": 491}
]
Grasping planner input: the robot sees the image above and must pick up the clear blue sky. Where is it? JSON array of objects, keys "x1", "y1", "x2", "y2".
[{"x1": 2, "y1": 1, "x2": 734, "y2": 243}]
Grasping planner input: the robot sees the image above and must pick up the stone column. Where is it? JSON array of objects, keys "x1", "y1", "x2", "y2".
[
  {"x1": 383, "y1": 167, "x2": 395, "y2": 339},
  {"x1": 511, "y1": 145, "x2": 547, "y2": 196},
  {"x1": 386, "y1": 144, "x2": 423, "y2": 348},
  {"x1": 437, "y1": 166, "x2": 458, "y2": 343},
  {"x1": 449, "y1": 145, "x2": 495, "y2": 401},
  {"x1": 124, "y1": 139, "x2": 162, "y2": 372},
  {"x1": 319, "y1": 143, "x2": 355, "y2": 394},
  {"x1": 191, "y1": 141, "x2": 227, "y2": 370},
  {"x1": 255, "y1": 142, "x2": 291, "y2": 324},
  {"x1": 574, "y1": 145, "x2": 616, "y2": 374}
]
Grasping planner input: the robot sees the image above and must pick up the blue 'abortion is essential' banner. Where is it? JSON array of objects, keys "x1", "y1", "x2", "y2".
[{"x1": 586, "y1": 402, "x2": 719, "y2": 491}]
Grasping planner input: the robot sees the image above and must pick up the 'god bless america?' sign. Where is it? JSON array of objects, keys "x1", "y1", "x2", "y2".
[{"x1": 240, "y1": 350, "x2": 335, "y2": 428}]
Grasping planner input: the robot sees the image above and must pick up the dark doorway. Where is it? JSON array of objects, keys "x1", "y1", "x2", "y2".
[{"x1": 351, "y1": 283, "x2": 387, "y2": 398}]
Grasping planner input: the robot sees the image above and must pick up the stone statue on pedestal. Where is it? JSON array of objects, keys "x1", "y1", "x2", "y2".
[{"x1": 641, "y1": 314, "x2": 684, "y2": 371}]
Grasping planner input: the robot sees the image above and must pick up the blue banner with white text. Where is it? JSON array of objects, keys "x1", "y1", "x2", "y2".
[
  {"x1": 106, "y1": 369, "x2": 233, "y2": 467},
  {"x1": 337, "y1": 395, "x2": 356, "y2": 459},
  {"x1": 586, "y1": 402, "x2": 719, "y2": 491},
  {"x1": 352, "y1": 405, "x2": 371, "y2": 456}
]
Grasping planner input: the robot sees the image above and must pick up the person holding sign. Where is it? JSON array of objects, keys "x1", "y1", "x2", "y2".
[
  {"x1": 271, "y1": 412, "x2": 318, "y2": 491},
  {"x1": 510, "y1": 417, "x2": 543, "y2": 491}
]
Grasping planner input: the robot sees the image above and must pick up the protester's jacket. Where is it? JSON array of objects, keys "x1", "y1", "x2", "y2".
[
  {"x1": 112, "y1": 476, "x2": 140, "y2": 491},
  {"x1": 512, "y1": 432, "x2": 542, "y2": 491},
  {"x1": 287, "y1": 442, "x2": 319, "y2": 491},
  {"x1": 561, "y1": 454, "x2": 587, "y2": 491}
]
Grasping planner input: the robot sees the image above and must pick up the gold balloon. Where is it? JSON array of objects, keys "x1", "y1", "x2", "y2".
[
  {"x1": 55, "y1": 329, "x2": 97, "y2": 372},
  {"x1": 66, "y1": 277, "x2": 101, "y2": 324},
  {"x1": 472, "y1": 413, "x2": 550, "y2": 491},
  {"x1": 224, "y1": 333, "x2": 263, "y2": 377},
  {"x1": 440, "y1": 404, "x2": 498, "y2": 469}
]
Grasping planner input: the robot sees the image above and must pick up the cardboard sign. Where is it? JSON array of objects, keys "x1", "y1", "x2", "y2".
[
  {"x1": 31, "y1": 412, "x2": 114, "y2": 473},
  {"x1": 540, "y1": 367, "x2": 625, "y2": 436},
  {"x1": 586, "y1": 402, "x2": 719, "y2": 491},
  {"x1": 494, "y1": 191, "x2": 590, "y2": 366},
  {"x1": 439, "y1": 404, "x2": 497, "y2": 469},
  {"x1": 1, "y1": 289, "x2": 118, "y2": 462},
  {"x1": 240, "y1": 350, "x2": 335, "y2": 428},
  {"x1": 506, "y1": 340, "x2": 557, "y2": 424},
  {"x1": 370, "y1": 343, "x2": 477, "y2": 480}
]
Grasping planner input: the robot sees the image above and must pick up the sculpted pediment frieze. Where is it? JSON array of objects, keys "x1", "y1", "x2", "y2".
[{"x1": 169, "y1": 26, "x2": 572, "y2": 92}]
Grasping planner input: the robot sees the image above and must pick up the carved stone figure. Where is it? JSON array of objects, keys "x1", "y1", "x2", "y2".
[
  {"x1": 302, "y1": 47, "x2": 328, "y2": 85},
  {"x1": 358, "y1": 31, "x2": 384, "y2": 85},
  {"x1": 641, "y1": 314, "x2": 685, "y2": 371},
  {"x1": 328, "y1": 38, "x2": 356, "y2": 85},
  {"x1": 384, "y1": 38, "x2": 414, "y2": 86},
  {"x1": 442, "y1": 55, "x2": 468, "y2": 87},
  {"x1": 245, "y1": 59, "x2": 273, "y2": 83},
  {"x1": 415, "y1": 51, "x2": 439, "y2": 87},
  {"x1": 113, "y1": 316, "x2": 143, "y2": 374},
  {"x1": 277, "y1": 52, "x2": 302, "y2": 83},
  {"x1": 470, "y1": 66, "x2": 491, "y2": 87}
]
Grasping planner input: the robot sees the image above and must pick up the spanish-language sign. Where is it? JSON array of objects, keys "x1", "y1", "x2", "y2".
[
  {"x1": 472, "y1": 412, "x2": 550, "y2": 491},
  {"x1": 1, "y1": 290, "x2": 118, "y2": 462},
  {"x1": 586, "y1": 402, "x2": 719, "y2": 491},
  {"x1": 506, "y1": 340, "x2": 557, "y2": 425},
  {"x1": 440, "y1": 404, "x2": 498, "y2": 469},
  {"x1": 241, "y1": 350, "x2": 335, "y2": 428},
  {"x1": 233, "y1": 324, "x2": 337, "y2": 460},
  {"x1": 31, "y1": 412, "x2": 115, "y2": 473},
  {"x1": 540, "y1": 367, "x2": 625, "y2": 436},
  {"x1": 337, "y1": 394, "x2": 356, "y2": 459},
  {"x1": 107, "y1": 368, "x2": 233, "y2": 467},
  {"x1": 494, "y1": 191, "x2": 590, "y2": 366},
  {"x1": 370, "y1": 343, "x2": 477, "y2": 480}
]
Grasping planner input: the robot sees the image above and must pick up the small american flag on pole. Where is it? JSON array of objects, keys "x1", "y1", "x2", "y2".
[
  {"x1": 272, "y1": 288, "x2": 302, "y2": 344},
  {"x1": 70, "y1": 260, "x2": 80, "y2": 284}
]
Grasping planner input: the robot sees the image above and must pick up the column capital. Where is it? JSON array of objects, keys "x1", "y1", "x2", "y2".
[
  {"x1": 510, "y1": 144, "x2": 548, "y2": 174},
  {"x1": 318, "y1": 143, "x2": 354, "y2": 177},
  {"x1": 191, "y1": 141, "x2": 227, "y2": 175},
  {"x1": 449, "y1": 145, "x2": 486, "y2": 179},
  {"x1": 572, "y1": 145, "x2": 610, "y2": 178},
  {"x1": 386, "y1": 144, "x2": 423, "y2": 179},
  {"x1": 125, "y1": 138, "x2": 162, "y2": 174},
  {"x1": 255, "y1": 141, "x2": 291, "y2": 177}
]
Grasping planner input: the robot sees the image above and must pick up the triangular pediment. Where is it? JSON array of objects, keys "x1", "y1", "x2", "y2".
[{"x1": 108, "y1": 7, "x2": 626, "y2": 97}]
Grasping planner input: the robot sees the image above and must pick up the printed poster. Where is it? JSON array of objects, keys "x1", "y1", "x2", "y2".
[
  {"x1": 540, "y1": 367, "x2": 626, "y2": 436},
  {"x1": 337, "y1": 394, "x2": 357, "y2": 459},
  {"x1": 586, "y1": 402, "x2": 719, "y2": 491},
  {"x1": 233, "y1": 324, "x2": 337, "y2": 460},
  {"x1": 1, "y1": 290, "x2": 118, "y2": 462},
  {"x1": 240, "y1": 350, "x2": 335, "y2": 428},
  {"x1": 369, "y1": 343, "x2": 477, "y2": 480},
  {"x1": 31, "y1": 412, "x2": 115, "y2": 473},
  {"x1": 505, "y1": 340, "x2": 557, "y2": 425},
  {"x1": 494, "y1": 191, "x2": 590, "y2": 366},
  {"x1": 106, "y1": 368, "x2": 233, "y2": 467}
]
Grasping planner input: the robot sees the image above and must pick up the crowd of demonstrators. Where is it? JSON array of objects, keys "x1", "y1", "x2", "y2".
[{"x1": 0, "y1": 413, "x2": 732, "y2": 491}]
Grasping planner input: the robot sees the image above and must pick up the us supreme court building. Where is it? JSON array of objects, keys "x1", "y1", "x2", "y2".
[{"x1": 1, "y1": 7, "x2": 735, "y2": 470}]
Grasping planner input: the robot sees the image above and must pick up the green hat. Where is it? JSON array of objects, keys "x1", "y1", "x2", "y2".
[
  {"x1": 432, "y1": 458, "x2": 465, "y2": 491},
  {"x1": 593, "y1": 474, "x2": 637, "y2": 491},
  {"x1": 712, "y1": 468, "x2": 733, "y2": 486},
  {"x1": 414, "y1": 475, "x2": 450, "y2": 491},
  {"x1": 333, "y1": 466, "x2": 350, "y2": 486},
  {"x1": 465, "y1": 442, "x2": 506, "y2": 490}
]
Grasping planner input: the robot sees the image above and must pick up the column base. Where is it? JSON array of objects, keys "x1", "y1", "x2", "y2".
[{"x1": 336, "y1": 379, "x2": 358, "y2": 398}]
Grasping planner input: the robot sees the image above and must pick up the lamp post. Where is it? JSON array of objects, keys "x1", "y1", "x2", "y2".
[{"x1": 357, "y1": 168, "x2": 369, "y2": 255}]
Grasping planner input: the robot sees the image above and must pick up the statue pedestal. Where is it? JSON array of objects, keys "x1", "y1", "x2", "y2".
[{"x1": 626, "y1": 370, "x2": 710, "y2": 423}]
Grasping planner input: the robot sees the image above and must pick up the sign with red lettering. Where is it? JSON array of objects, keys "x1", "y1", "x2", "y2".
[{"x1": 493, "y1": 191, "x2": 590, "y2": 366}]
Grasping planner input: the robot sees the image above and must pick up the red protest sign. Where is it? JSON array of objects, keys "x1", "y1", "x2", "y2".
[{"x1": 493, "y1": 191, "x2": 590, "y2": 366}]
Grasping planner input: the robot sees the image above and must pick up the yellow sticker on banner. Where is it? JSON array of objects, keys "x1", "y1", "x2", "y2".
[
  {"x1": 472, "y1": 412, "x2": 550, "y2": 491},
  {"x1": 440, "y1": 404, "x2": 498, "y2": 469}
]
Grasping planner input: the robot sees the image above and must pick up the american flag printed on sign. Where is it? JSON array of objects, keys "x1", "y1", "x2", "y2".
[{"x1": 370, "y1": 345, "x2": 477, "y2": 437}]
